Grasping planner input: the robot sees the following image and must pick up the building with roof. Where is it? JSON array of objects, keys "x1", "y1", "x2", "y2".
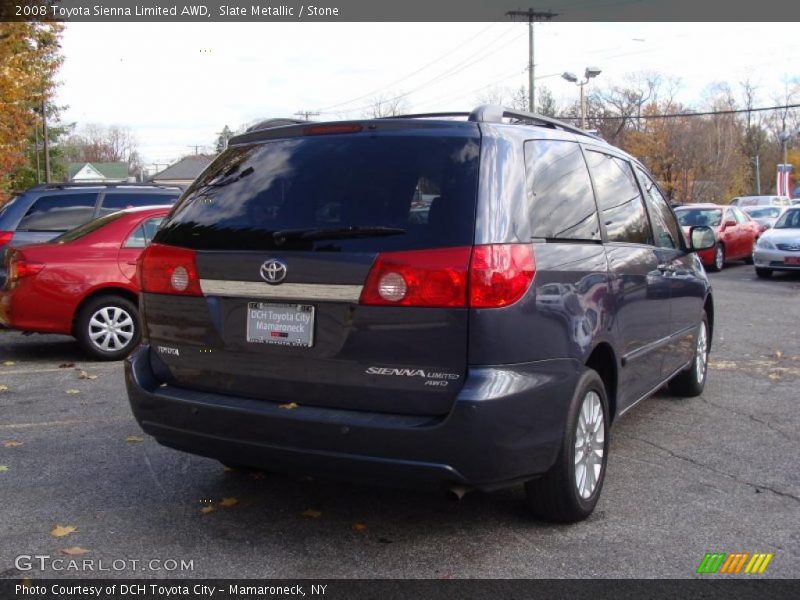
[
  {"x1": 148, "y1": 155, "x2": 213, "y2": 187},
  {"x1": 68, "y1": 162, "x2": 131, "y2": 183}
]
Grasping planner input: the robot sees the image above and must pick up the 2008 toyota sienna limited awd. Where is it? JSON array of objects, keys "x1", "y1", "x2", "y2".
[{"x1": 125, "y1": 106, "x2": 717, "y2": 522}]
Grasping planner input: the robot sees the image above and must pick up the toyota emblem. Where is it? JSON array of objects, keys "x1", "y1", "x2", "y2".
[{"x1": 260, "y1": 259, "x2": 287, "y2": 284}]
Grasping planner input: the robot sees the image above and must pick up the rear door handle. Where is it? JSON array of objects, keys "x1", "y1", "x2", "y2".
[{"x1": 657, "y1": 263, "x2": 676, "y2": 273}]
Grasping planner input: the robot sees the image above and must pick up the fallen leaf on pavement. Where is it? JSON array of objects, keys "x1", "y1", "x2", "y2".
[
  {"x1": 301, "y1": 508, "x2": 322, "y2": 519},
  {"x1": 61, "y1": 547, "x2": 90, "y2": 556},
  {"x1": 352, "y1": 522, "x2": 367, "y2": 532},
  {"x1": 200, "y1": 505, "x2": 216, "y2": 515},
  {"x1": 0, "y1": 465, "x2": 8, "y2": 473},
  {"x1": 3, "y1": 441, "x2": 23, "y2": 448},
  {"x1": 78, "y1": 370, "x2": 98, "y2": 380},
  {"x1": 278, "y1": 402, "x2": 299, "y2": 410},
  {"x1": 774, "y1": 350, "x2": 782, "y2": 360},
  {"x1": 126, "y1": 435, "x2": 144, "y2": 443},
  {"x1": 59, "y1": 363, "x2": 75, "y2": 369},
  {"x1": 219, "y1": 497, "x2": 239, "y2": 508},
  {"x1": 65, "y1": 389, "x2": 80, "y2": 395},
  {"x1": 0, "y1": 384, "x2": 8, "y2": 392},
  {"x1": 50, "y1": 525, "x2": 77, "y2": 538},
  {"x1": 3, "y1": 361, "x2": 15, "y2": 366}
]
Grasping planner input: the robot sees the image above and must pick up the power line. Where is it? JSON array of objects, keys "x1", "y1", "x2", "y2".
[
  {"x1": 315, "y1": 22, "x2": 501, "y2": 112},
  {"x1": 597, "y1": 103, "x2": 800, "y2": 120}
]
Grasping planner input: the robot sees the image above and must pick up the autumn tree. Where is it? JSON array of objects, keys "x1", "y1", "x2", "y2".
[
  {"x1": 0, "y1": 22, "x2": 63, "y2": 202},
  {"x1": 61, "y1": 124, "x2": 142, "y2": 174}
]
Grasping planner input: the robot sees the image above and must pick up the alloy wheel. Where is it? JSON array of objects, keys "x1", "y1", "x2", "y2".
[
  {"x1": 695, "y1": 320, "x2": 708, "y2": 385},
  {"x1": 574, "y1": 390, "x2": 605, "y2": 499}
]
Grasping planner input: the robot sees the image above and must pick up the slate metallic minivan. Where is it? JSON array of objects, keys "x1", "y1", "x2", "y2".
[{"x1": 126, "y1": 106, "x2": 716, "y2": 522}]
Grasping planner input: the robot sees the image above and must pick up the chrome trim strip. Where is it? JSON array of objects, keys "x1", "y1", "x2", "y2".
[{"x1": 199, "y1": 279, "x2": 363, "y2": 303}]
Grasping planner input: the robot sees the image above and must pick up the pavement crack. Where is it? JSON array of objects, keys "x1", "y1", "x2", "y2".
[
  {"x1": 697, "y1": 397, "x2": 795, "y2": 442},
  {"x1": 143, "y1": 453, "x2": 166, "y2": 494},
  {"x1": 620, "y1": 433, "x2": 800, "y2": 505}
]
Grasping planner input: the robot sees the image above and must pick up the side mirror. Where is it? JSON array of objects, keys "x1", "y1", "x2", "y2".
[{"x1": 689, "y1": 226, "x2": 716, "y2": 251}]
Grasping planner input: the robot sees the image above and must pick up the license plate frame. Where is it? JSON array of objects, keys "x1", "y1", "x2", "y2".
[
  {"x1": 246, "y1": 302, "x2": 315, "y2": 347},
  {"x1": 784, "y1": 256, "x2": 800, "y2": 265}
]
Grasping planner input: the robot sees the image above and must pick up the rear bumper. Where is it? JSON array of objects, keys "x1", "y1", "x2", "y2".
[{"x1": 125, "y1": 345, "x2": 579, "y2": 490}]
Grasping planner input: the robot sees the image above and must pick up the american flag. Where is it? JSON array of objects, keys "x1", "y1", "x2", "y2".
[{"x1": 777, "y1": 163, "x2": 793, "y2": 197}]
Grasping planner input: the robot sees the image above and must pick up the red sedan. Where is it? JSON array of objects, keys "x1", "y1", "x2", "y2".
[
  {"x1": 674, "y1": 203, "x2": 761, "y2": 271},
  {"x1": 0, "y1": 206, "x2": 170, "y2": 360}
]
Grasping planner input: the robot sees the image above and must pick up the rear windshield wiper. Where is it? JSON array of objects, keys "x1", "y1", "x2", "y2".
[{"x1": 272, "y1": 225, "x2": 407, "y2": 242}]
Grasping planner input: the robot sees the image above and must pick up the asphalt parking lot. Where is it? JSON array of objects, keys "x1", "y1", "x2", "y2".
[{"x1": 1, "y1": 262, "x2": 798, "y2": 579}]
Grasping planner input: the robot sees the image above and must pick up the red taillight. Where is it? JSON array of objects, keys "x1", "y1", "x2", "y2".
[
  {"x1": 360, "y1": 247, "x2": 471, "y2": 308},
  {"x1": 137, "y1": 243, "x2": 201, "y2": 296},
  {"x1": 359, "y1": 244, "x2": 536, "y2": 309},
  {"x1": 469, "y1": 244, "x2": 535, "y2": 308},
  {"x1": 0, "y1": 231, "x2": 12, "y2": 249},
  {"x1": 7, "y1": 251, "x2": 44, "y2": 282}
]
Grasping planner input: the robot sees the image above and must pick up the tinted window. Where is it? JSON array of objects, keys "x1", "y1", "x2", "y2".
[
  {"x1": 585, "y1": 152, "x2": 650, "y2": 244},
  {"x1": 157, "y1": 132, "x2": 480, "y2": 252},
  {"x1": 636, "y1": 168, "x2": 681, "y2": 249},
  {"x1": 17, "y1": 193, "x2": 97, "y2": 231},
  {"x1": 676, "y1": 209, "x2": 722, "y2": 227},
  {"x1": 100, "y1": 192, "x2": 178, "y2": 215},
  {"x1": 524, "y1": 140, "x2": 600, "y2": 241},
  {"x1": 51, "y1": 211, "x2": 126, "y2": 243}
]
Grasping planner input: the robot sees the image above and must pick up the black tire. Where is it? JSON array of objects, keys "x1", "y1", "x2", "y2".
[
  {"x1": 524, "y1": 368, "x2": 609, "y2": 523},
  {"x1": 668, "y1": 311, "x2": 709, "y2": 397},
  {"x1": 755, "y1": 267, "x2": 772, "y2": 279},
  {"x1": 75, "y1": 295, "x2": 141, "y2": 361},
  {"x1": 709, "y1": 243, "x2": 725, "y2": 272}
]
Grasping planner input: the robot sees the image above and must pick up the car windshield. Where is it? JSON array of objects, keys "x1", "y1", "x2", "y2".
[
  {"x1": 51, "y1": 211, "x2": 127, "y2": 243},
  {"x1": 773, "y1": 209, "x2": 800, "y2": 229},
  {"x1": 743, "y1": 207, "x2": 780, "y2": 219},
  {"x1": 675, "y1": 208, "x2": 722, "y2": 227}
]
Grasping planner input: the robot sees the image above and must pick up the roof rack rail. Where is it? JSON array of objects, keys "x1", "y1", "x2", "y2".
[
  {"x1": 468, "y1": 105, "x2": 602, "y2": 140},
  {"x1": 377, "y1": 111, "x2": 471, "y2": 120},
  {"x1": 27, "y1": 182, "x2": 182, "y2": 191}
]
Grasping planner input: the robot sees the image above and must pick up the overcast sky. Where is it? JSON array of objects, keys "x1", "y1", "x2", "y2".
[{"x1": 55, "y1": 22, "x2": 798, "y2": 165}]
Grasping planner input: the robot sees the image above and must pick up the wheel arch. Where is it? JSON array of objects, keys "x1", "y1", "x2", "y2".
[
  {"x1": 585, "y1": 341, "x2": 619, "y2": 422},
  {"x1": 71, "y1": 286, "x2": 139, "y2": 336}
]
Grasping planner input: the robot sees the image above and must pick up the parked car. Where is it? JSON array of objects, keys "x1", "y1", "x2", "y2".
[
  {"x1": 729, "y1": 195, "x2": 790, "y2": 208},
  {"x1": 0, "y1": 206, "x2": 171, "y2": 359},
  {"x1": 125, "y1": 106, "x2": 716, "y2": 523},
  {"x1": 0, "y1": 183, "x2": 182, "y2": 286},
  {"x1": 740, "y1": 205, "x2": 784, "y2": 230},
  {"x1": 752, "y1": 207, "x2": 800, "y2": 278},
  {"x1": 674, "y1": 203, "x2": 761, "y2": 271}
]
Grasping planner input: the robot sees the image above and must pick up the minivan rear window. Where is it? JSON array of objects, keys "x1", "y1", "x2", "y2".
[{"x1": 156, "y1": 131, "x2": 480, "y2": 252}]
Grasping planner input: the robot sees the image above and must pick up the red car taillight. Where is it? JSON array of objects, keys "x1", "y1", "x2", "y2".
[
  {"x1": 468, "y1": 244, "x2": 536, "y2": 308},
  {"x1": 6, "y1": 251, "x2": 44, "y2": 283},
  {"x1": 359, "y1": 244, "x2": 535, "y2": 309},
  {"x1": 0, "y1": 231, "x2": 12, "y2": 250},
  {"x1": 137, "y1": 243, "x2": 202, "y2": 296},
  {"x1": 360, "y1": 246, "x2": 471, "y2": 308}
]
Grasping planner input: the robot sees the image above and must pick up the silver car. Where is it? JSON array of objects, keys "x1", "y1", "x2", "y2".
[
  {"x1": 753, "y1": 207, "x2": 800, "y2": 278},
  {"x1": 741, "y1": 205, "x2": 784, "y2": 229}
]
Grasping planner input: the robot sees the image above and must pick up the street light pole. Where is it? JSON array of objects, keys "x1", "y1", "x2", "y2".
[
  {"x1": 562, "y1": 67, "x2": 601, "y2": 129},
  {"x1": 41, "y1": 97, "x2": 51, "y2": 184}
]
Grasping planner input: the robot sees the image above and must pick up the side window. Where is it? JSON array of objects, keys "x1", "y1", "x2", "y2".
[
  {"x1": 733, "y1": 207, "x2": 748, "y2": 224},
  {"x1": 17, "y1": 193, "x2": 98, "y2": 231},
  {"x1": 724, "y1": 208, "x2": 736, "y2": 224},
  {"x1": 123, "y1": 218, "x2": 164, "y2": 248},
  {"x1": 585, "y1": 151, "x2": 651, "y2": 245},
  {"x1": 100, "y1": 193, "x2": 178, "y2": 216},
  {"x1": 636, "y1": 168, "x2": 682, "y2": 249},
  {"x1": 523, "y1": 139, "x2": 600, "y2": 240}
]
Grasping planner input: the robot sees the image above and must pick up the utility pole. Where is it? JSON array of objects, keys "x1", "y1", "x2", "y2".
[
  {"x1": 295, "y1": 110, "x2": 320, "y2": 121},
  {"x1": 751, "y1": 155, "x2": 761, "y2": 195},
  {"x1": 42, "y1": 97, "x2": 51, "y2": 184},
  {"x1": 507, "y1": 8, "x2": 558, "y2": 112},
  {"x1": 34, "y1": 124, "x2": 41, "y2": 184},
  {"x1": 187, "y1": 145, "x2": 202, "y2": 155}
]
